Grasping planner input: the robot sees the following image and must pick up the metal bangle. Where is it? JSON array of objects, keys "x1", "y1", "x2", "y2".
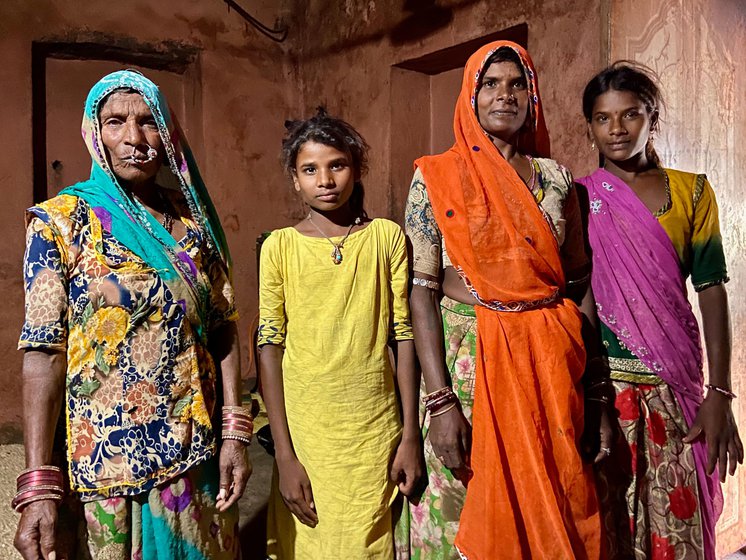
[
  {"x1": 706, "y1": 384, "x2": 737, "y2": 400},
  {"x1": 412, "y1": 277, "x2": 441, "y2": 291}
]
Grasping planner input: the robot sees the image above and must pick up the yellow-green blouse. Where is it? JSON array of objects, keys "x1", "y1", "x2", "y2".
[{"x1": 602, "y1": 169, "x2": 729, "y2": 383}]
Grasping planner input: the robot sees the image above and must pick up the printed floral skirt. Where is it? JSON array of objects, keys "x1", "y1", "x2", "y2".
[
  {"x1": 60, "y1": 456, "x2": 240, "y2": 560},
  {"x1": 596, "y1": 380, "x2": 704, "y2": 560},
  {"x1": 395, "y1": 299, "x2": 476, "y2": 560}
]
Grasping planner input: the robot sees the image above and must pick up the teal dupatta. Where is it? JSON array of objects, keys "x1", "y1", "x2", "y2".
[{"x1": 61, "y1": 70, "x2": 231, "y2": 340}]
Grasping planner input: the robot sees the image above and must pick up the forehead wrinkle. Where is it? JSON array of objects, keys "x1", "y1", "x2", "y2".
[{"x1": 99, "y1": 94, "x2": 153, "y2": 119}]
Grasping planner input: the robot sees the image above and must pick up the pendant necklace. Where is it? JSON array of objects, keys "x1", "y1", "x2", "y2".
[{"x1": 307, "y1": 213, "x2": 361, "y2": 265}]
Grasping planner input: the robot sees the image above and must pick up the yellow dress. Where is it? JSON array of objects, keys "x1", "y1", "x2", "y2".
[{"x1": 258, "y1": 218, "x2": 413, "y2": 559}]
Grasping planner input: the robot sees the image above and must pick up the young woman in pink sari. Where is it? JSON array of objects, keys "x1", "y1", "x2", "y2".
[{"x1": 577, "y1": 62, "x2": 743, "y2": 560}]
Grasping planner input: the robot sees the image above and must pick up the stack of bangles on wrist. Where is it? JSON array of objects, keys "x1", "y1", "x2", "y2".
[
  {"x1": 423, "y1": 386, "x2": 458, "y2": 417},
  {"x1": 222, "y1": 405, "x2": 254, "y2": 445},
  {"x1": 706, "y1": 384, "x2": 737, "y2": 400},
  {"x1": 11, "y1": 465, "x2": 64, "y2": 513},
  {"x1": 585, "y1": 378, "x2": 613, "y2": 406}
]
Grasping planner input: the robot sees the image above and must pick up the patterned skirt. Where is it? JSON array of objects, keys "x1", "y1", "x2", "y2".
[
  {"x1": 595, "y1": 380, "x2": 704, "y2": 559},
  {"x1": 58, "y1": 456, "x2": 240, "y2": 560},
  {"x1": 395, "y1": 299, "x2": 476, "y2": 560}
]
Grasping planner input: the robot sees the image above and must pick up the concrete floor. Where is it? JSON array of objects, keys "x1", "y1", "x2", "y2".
[{"x1": 0, "y1": 441, "x2": 275, "y2": 559}]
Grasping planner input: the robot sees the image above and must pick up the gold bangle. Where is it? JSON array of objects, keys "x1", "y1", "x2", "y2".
[
  {"x1": 17, "y1": 465, "x2": 61, "y2": 477},
  {"x1": 222, "y1": 433, "x2": 252, "y2": 445}
]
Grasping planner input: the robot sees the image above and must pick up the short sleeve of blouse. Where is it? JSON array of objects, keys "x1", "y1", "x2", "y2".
[
  {"x1": 387, "y1": 223, "x2": 414, "y2": 341},
  {"x1": 19, "y1": 213, "x2": 70, "y2": 350},
  {"x1": 404, "y1": 168, "x2": 443, "y2": 276},
  {"x1": 257, "y1": 232, "x2": 287, "y2": 347},
  {"x1": 691, "y1": 174, "x2": 729, "y2": 291}
]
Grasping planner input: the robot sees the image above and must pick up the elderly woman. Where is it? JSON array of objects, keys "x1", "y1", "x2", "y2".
[
  {"x1": 397, "y1": 41, "x2": 612, "y2": 559},
  {"x1": 13, "y1": 70, "x2": 251, "y2": 560}
]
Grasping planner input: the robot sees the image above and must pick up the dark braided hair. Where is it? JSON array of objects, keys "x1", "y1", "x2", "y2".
[
  {"x1": 582, "y1": 61, "x2": 664, "y2": 165},
  {"x1": 281, "y1": 107, "x2": 370, "y2": 217}
]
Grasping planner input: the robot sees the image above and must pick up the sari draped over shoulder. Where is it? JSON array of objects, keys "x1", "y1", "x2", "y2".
[
  {"x1": 578, "y1": 168, "x2": 722, "y2": 560},
  {"x1": 416, "y1": 41, "x2": 601, "y2": 560}
]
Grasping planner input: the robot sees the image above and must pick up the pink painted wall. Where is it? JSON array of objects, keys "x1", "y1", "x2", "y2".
[
  {"x1": 0, "y1": 0, "x2": 299, "y2": 440},
  {"x1": 609, "y1": 0, "x2": 746, "y2": 552}
]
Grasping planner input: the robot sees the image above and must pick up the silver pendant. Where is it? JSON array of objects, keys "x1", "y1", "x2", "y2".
[{"x1": 332, "y1": 246, "x2": 343, "y2": 265}]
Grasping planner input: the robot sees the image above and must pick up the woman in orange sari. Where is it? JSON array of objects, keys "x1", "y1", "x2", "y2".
[{"x1": 400, "y1": 41, "x2": 609, "y2": 559}]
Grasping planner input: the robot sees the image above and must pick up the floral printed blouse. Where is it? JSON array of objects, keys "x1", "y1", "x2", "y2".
[{"x1": 19, "y1": 194, "x2": 237, "y2": 500}]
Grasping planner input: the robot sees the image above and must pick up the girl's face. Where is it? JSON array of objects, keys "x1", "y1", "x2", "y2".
[
  {"x1": 292, "y1": 141, "x2": 356, "y2": 211},
  {"x1": 476, "y1": 61, "x2": 529, "y2": 140},
  {"x1": 588, "y1": 88, "x2": 656, "y2": 164}
]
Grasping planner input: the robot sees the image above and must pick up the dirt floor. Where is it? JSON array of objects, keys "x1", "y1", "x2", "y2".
[
  {"x1": 0, "y1": 397, "x2": 274, "y2": 560},
  {"x1": 2, "y1": 434, "x2": 744, "y2": 559}
]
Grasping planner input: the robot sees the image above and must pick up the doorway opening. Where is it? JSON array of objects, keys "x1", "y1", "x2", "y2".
[{"x1": 387, "y1": 23, "x2": 528, "y2": 219}]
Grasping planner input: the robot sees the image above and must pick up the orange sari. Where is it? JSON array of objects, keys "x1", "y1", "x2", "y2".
[{"x1": 416, "y1": 41, "x2": 601, "y2": 559}]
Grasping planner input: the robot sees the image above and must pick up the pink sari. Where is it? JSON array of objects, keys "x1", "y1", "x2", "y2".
[{"x1": 578, "y1": 168, "x2": 722, "y2": 560}]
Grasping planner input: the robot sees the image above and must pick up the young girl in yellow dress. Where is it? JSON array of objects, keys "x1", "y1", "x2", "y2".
[{"x1": 258, "y1": 109, "x2": 422, "y2": 559}]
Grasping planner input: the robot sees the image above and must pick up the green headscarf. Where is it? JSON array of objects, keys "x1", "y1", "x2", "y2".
[{"x1": 60, "y1": 70, "x2": 232, "y2": 340}]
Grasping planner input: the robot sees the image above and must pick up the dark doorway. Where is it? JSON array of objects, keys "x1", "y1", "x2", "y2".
[{"x1": 387, "y1": 24, "x2": 528, "y2": 219}]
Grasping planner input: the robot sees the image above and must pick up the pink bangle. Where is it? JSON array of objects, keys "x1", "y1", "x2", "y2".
[
  {"x1": 12, "y1": 493, "x2": 63, "y2": 513},
  {"x1": 221, "y1": 406, "x2": 253, "y2": 444}
]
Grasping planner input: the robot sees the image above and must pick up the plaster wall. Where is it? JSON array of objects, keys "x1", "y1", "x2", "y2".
[
  {"x1": 0, "y1": 0, "x2": 299, "y2": 441},
  {"x1": 291, "y1": 0, "x2": 608, "y2": 223},
  {"x1": 608, "y1": 0, "x2": 746, "y2": 551}
]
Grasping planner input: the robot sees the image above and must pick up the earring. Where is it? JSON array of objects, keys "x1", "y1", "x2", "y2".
[{"x1": 590, "y1": 141, "x2": 596, "y2": 151}]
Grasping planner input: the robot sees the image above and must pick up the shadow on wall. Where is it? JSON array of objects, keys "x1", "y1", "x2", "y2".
[
  {"x1": 389, "y1": 0, "x2": 455, "y2": 44},
  {"x1": 298, "y1": 0, "x2": 482, "y2": 59}
]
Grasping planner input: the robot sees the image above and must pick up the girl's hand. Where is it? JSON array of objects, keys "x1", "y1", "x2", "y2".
[
  {"x1": 683, "y1": 392, "x2": 744, "y2": 482},
  {"x1": 390, "y1": 436, "x2": 423, "y2": 496},
  {"x1": 429, "y1": 406, "x2": 472, "y2": 477},
  {"x1": 216, "y1": 440, "x2": 252, "y2": 512},
  {"x1": 581, "y1": 400, "x2": 616, "y2": 464},
  {"x1": 14, "y1": 500, "x2": 58, "y2": 560},
  {"x1": 277, "y1": 455, "x2": 318, "y2": 527}
]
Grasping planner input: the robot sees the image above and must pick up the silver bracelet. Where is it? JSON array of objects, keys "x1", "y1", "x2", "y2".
[{"x1": 412, "y1": 277, "x2": 441, "y2": 291}]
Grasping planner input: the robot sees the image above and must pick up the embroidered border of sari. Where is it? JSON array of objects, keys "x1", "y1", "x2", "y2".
[
  {"x1": 577, "y1": 168, "x2": 722, "y2": 560},
  {"x1": 415, "y1": 41, "x2": 601, "y2": 559}
]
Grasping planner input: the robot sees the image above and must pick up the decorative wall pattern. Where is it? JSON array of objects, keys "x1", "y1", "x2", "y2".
[{"x1": 611, "y1": 0, "x2": 746, "y2": 554}]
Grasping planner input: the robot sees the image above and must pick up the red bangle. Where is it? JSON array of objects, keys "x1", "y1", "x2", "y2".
[
  {"x1": 426, "y1": 393, "x2": 458, "y2": 413},
  {"x1": 422, "y1": 386, "x2": 453, "y2": 406}
]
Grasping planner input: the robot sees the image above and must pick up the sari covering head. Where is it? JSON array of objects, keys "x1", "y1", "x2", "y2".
[
  {"x1": 418, "y1": 41, "x2": 561, "y2": 308},
  {"x1": 60, "y1": 70, "x2": 231, "y2": 341},
  {"x1": 416, "y1": 42, "x2": 602, "y2": 559}
]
